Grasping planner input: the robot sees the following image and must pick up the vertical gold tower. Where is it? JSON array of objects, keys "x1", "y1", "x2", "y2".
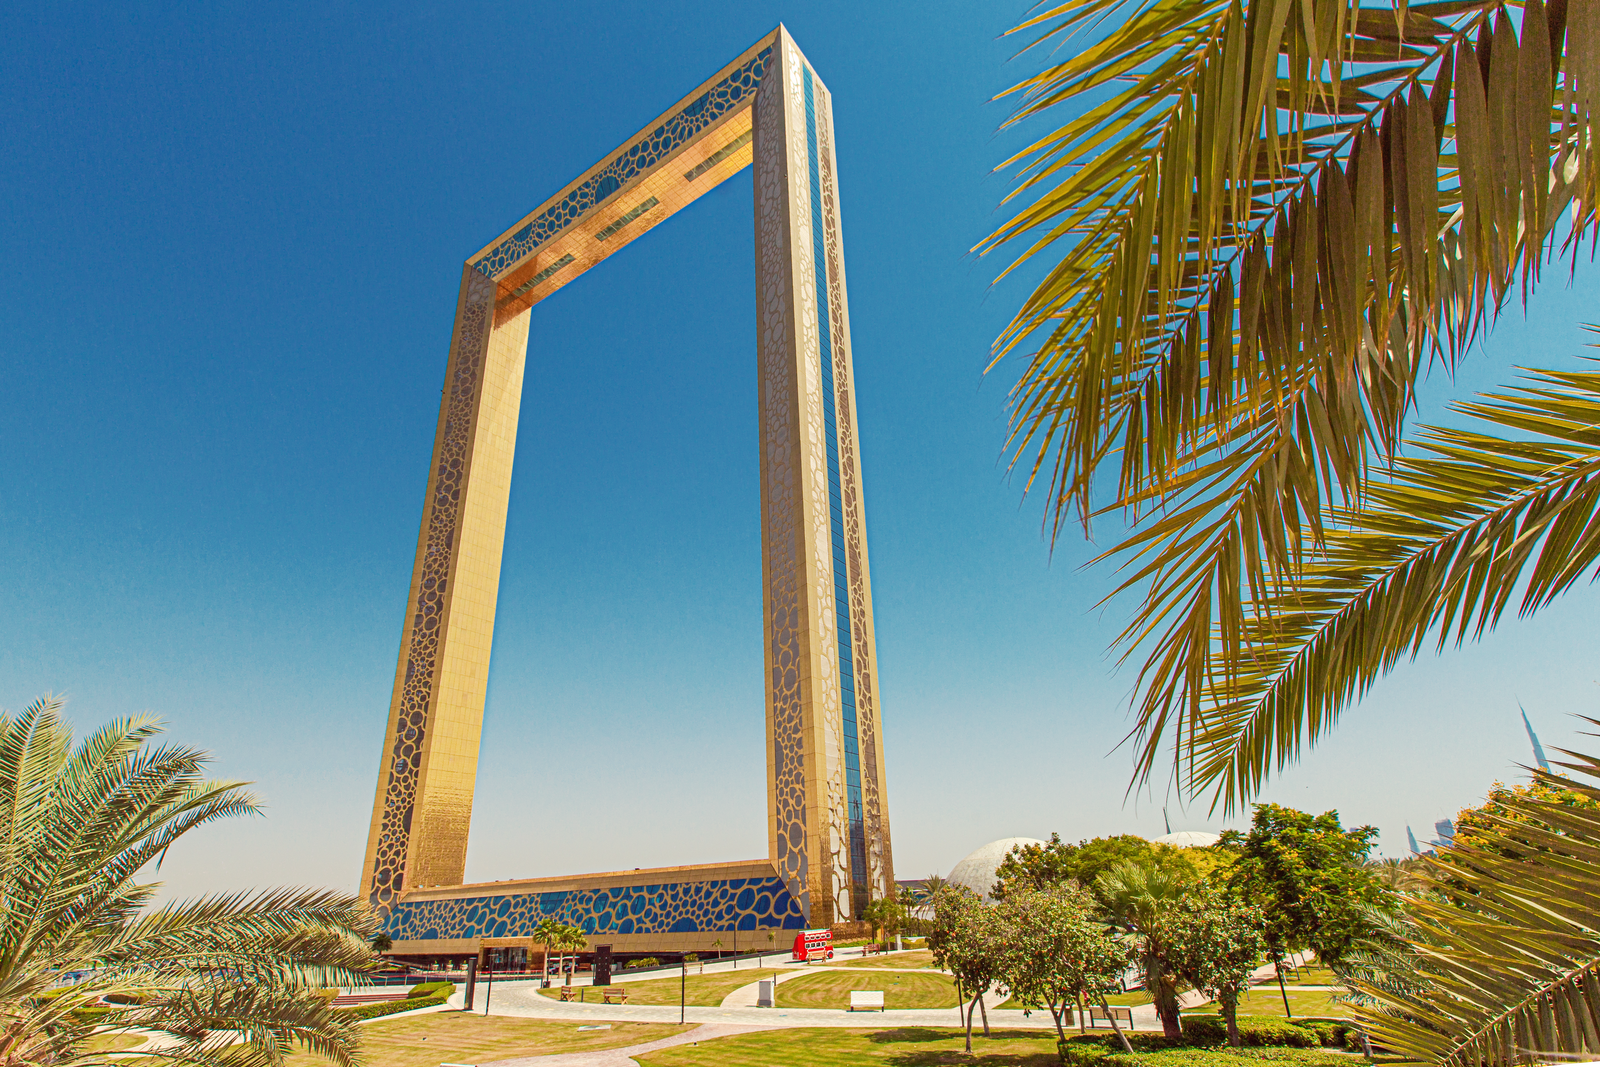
[{"x1": 362, "y1": 27, "x2": 892, "y2": 927}]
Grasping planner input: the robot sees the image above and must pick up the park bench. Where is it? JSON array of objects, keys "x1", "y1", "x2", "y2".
[
  {"x1": 1089, "y1": 1005, "x2": 1135, "y2": 1030},
  {"x1": 558, "y1": 987, "x2": 577, "y2": 1002},
  {"x1": 601, "y1": 988, "x2": 629, "y2": 1004},
  {"x1": 849, "y1": 990, "x2": 885, "y2": 1012},
  {"x1": 861, "y1": 943, "x2": 883, "y2": 956}
]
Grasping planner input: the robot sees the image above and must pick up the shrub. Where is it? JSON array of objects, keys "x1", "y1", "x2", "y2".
[
  {"x1": 1115, "y1": 1050, "x2": 1363, "y2": 1067},
  {"x1": 335, "y1": 984, "x2": 454, "y2": 1022},
  {"x1": 1178, "y1": 1015, "x2": 1318, "y2": 1048},
  {"x1": 625, "y1": 957, "x2": 660, "y2": 969},
  {"x1": 1063, "y1": 1047, "x2": 1372, "y2": 1067},
  {"x1": 1293, "y1": 1018, "x2": 1354, "y2": 1048},
  {"x1": 1060, "y1": 1038, "x2": 1111, "y2": 1067},
  {"x1": 406, "y1": 981, "x2": 452, "y2": 999},
  {"x1": 1058, "y1": 1014, "x2": 1319, "y2": 1062}
]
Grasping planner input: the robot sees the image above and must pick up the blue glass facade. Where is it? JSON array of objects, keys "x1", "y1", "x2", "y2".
[{"x1": 803, "y1": 68, "x2": 868, "y2": 898}]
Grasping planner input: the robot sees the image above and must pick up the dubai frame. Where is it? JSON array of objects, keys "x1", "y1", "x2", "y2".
[{"x1": 362, "y1": 27, "x2": 895, "y2": 959}]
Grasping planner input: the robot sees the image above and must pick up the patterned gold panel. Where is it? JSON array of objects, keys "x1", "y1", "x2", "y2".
[
  {"x1": 363, "y1": 27, "x2": 893, "y2": 937},
  {"x1": 754, "y1": 49, "x2": 812, "y2": 921},
  {"x1": 814, "y1": 84, "x2": 894, "y2": 900}
]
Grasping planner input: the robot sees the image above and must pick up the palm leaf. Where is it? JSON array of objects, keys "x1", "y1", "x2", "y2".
[
  {"x1": 1357, "y1": 743, "x2": 1600, "y2": 1066},
  {"x1": 1159, "y1": 354, "x2": 1600, "y2": 810},
  {"x1": 978, "y1": 0, "x2": 1600, "y2": 804},
  {"x1": 0, "y1": 697, "x2": 380, "y2": 1067}
]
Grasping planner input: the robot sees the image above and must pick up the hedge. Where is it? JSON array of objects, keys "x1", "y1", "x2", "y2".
[
  {"x1": 335, "y1": 984, "x2": 454, "y2": 1022},
  {"x1": 1058, "y1": 1014, "x2": 1334, "y2": 1067},
  {"x1": 1294, "y1": 1018, "x2": 1357, "y2": 1049},
  {"x1": 1060, "y1": 1041, "x2": 1370, "y2": 1067},
  {"x1": 406, "y1": 982, "x2": 452, "y2": 999},
  {"x1": 1177, "y1": 1016, "x2": 1319, "y2": 1048}
]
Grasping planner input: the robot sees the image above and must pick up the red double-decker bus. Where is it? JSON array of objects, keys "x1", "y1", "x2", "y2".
[{"x1": 791, "y1": 928, "x2": 833, "y2": 962}]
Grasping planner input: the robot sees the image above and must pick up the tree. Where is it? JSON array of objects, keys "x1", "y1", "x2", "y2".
[
  {"x1": 977, "y1": 0, "x2": 1600, "y2": 814},
  {"x1": 994, "y1": 885, "x2": 1134, "y2": 1050},
  {"x1": 993, "y1": 833, "x2": 1225, "y2": 905},
  {"x1": 1220, "y1": 804, "x2": 1385, "y2": 980},
  {"x1": 533, "y1": 916, "x2": 564, "y2": 983},
  {"x1": 1452, "y1": 778, "x2": 1600, "y2": 856},
  {"x1": 371, "y1": 932, "x2": 393, "y2": 953},
  {"x1": 928, "y1": 886, "x2": 1004, "y2": 1053},
  {"x1": 1096, "y1": 862, "x2": 1189, "y2": 1038},
  {"x1": 1, "y1": 696, "x2": 376, "y2": 1067},
  {"x1": 553, "y1": 924, "x2": 587, "y2": 986},
  {"x1": 1352, "y1": 730, "x2": 1600, "y2": 1067},
  {"x1": 862, "y1": 896, "x2": 903, "y2": 945},
  {"x1": 1168, "y1": 887, "x2": 1266, "y2": 1046}
]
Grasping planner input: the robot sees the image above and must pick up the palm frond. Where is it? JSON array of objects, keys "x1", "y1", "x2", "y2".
[
  {"x1": 0, "y1": 697, "x2": 380, "y2": 1067},
  {"x1": 1357, "y1": 741, "x2": 1600, "y2": 1066},
  {"x1": 978, "y1": 0, "x2": 1600, "y2": 805},
  {"x1": 1157, "y1": 357, "x2": 1600, "y2": 810}
]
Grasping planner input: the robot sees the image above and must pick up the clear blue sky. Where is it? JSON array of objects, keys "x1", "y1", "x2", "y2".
[{"x1": 4, "y1": 1, "x2": 1597, "y2": 901}]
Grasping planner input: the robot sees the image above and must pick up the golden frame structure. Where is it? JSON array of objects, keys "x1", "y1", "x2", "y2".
[{"x1": 361, "y1": 26, "x2": 893, "y2": 956}]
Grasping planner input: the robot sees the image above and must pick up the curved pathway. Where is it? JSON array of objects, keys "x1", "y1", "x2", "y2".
[{"x1": 482, "y1": 1023, "x2": 770, "y2": 1067}]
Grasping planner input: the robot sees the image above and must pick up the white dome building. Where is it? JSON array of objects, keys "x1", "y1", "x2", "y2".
[
  {"x1": 947, "y1": 837, "x2": 1046, "y2": 901},
  {"x1": 1151, "y1": 830, "x2": 1221, "y2": 848}
]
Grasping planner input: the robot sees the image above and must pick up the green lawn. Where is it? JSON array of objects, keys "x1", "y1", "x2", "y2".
[
  {"x1": 1279, "y1": 964, "x2": 1338, "y2": 986},
  {"x1": 1226, "y1": 986, "x2": 1352, "y2": 1018},
  {"x1": 81, "y1": 1033, "x2": 146, "y2": 1055},
  {"x1": 535, "y1": 968, "x2": 784, "y2": 1007},
  {"x1": 638, "y1": 1026, "x2": 1067, "y2": 1066},
  {"x1": 282, "y1": 1012, "x2": 687, "y2": 1067},
  {"x1": 835, "y1": 949, "x2": 940, "y2": 970},
  {"x1": 771, "y1": 969, "x2": 962, "y2": 1010},
  {"x1": 639, "y1": 1028, "x2": 1398, "y2": 1067}
]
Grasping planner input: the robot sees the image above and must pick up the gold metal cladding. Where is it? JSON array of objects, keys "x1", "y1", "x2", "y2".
[{"x1": 363, "y1": 25, "x2": 893, "y2": 932}]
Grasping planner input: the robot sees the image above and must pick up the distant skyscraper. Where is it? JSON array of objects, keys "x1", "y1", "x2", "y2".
[
  {"x1": 1432, "y1": 818, "x2": 1456, "y2": 849},
  {"x1": 1523, "y1": 708, "x2": 1552, "y2": 772},
  {"x1": 1407, "y1": 825, "x2": 1421, "y2": 855}
]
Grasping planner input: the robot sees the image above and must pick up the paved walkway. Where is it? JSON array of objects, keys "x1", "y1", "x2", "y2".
[
  {"x1": 440, "y1": 946, "x2": 1323, "y2": 1064},
  {"x1": 482, "y1": 1024, "x2": 769, "y2": 1067}
]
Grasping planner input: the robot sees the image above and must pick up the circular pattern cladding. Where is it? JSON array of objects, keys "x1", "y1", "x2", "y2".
[{"x1": 386, "y1": 874, "x2": 808, "y2": 942}]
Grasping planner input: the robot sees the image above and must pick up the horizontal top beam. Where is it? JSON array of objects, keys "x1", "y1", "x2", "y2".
[{"x1": 469, "y1": 27, "x2": 782, "y2": 320}]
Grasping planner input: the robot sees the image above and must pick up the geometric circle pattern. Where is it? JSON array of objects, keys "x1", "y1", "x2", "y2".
[{"x1": 384, "y1": 874, "x2": 808, "y2": 941}]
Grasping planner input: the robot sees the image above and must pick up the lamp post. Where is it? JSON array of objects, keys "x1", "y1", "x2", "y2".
[{"x1": 679, "y1": 959, "x2": 686, "y2": 1025}]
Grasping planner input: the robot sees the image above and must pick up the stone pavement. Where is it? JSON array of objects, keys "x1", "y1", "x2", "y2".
[{"x1": 441, "y1": 945, "x2": 1326, "y2": 1062}]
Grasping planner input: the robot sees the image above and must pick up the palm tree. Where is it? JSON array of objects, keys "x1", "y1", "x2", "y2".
[
  {"x1": 3, "y1": 695, "x2": 376, "y2": 1067},
  {"x1": 1097, "y1": 862, "x2": 1189, "y2": 1039},
  {"x1": 977, "y1": 0, "x2": 1600, "y2": 812},
  {"x1": 555, "y1": 924, "x2": 587, "y2": 986},
  {"x1": 907, "y1": 875, "x2": 949, "y2": 920},
  {"x1": 532, "y1": 917, "x2": 562, "y2": 985},
  {"x1": 1354, "y1": 724, "x2": 1600, "y2": 1065}
]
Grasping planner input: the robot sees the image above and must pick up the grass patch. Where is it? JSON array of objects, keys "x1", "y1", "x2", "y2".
[
  {"x1": 80, "y1": 1033, "x2": 146, "y2": 1055},
  {"x1": 999, "y1": 989, "x2": 1154, "y2": 1010},
  {"x1": 834, "y1": 950, "x2": 940, "y2": 970},
  {"x1": 771, "y1": 969, "x2": 962, "y2": 1010},
  {"x1": 639, "y1": 1026, "x2": 1066, "y2": 1066},
  {"x1": 1225, "y1": 988, "x2": 1352, "y2": 1018},
  {"x1": 284, "y1": 1012, "x2": 687, "y2": 1067},
  {"x1": 535, "y1": 969, "x2": 784, "y2": 1007}
]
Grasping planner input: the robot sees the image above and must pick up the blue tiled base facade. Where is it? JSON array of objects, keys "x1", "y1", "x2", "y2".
[{"x1": 385, "y1": 874, "x2": 807, "y2": 942}]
